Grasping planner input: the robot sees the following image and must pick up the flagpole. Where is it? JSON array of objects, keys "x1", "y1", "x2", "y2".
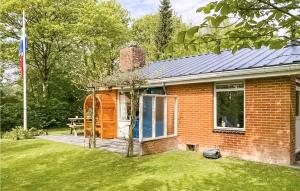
[{"x1": 22, "y1": 10, "x2": 27, "y2": 130}]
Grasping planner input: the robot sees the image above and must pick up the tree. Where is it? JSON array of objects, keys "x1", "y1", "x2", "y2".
[
  {"x1": 99, "y1": 69, "x2": 145, "y2": 156},
  {"x1": 1, "y1": 0, "x2": 87, "y2": 97},
  {"x1": 131, "y1": 13, "x2": 191, "y2": 61},
  {"x1": 75, "y1": 1, "x2": 130, "y2": 78},
  {"x1": 174, "y1": 0, "x2": 300, "y2": 53},
  {"x1": 0, "y1": 0, "x2": 130, "y2": 131},
  {"x1": 167, "y1": 19, "x2": 236, "y2": 55},
  {"x1": 131, "y1": 14, "x2": 160, "y2": 61},
  {"x1": 1, "y1": 0, "x2": 129, "y2": 97},
  {"x1": 155, "y1": 0, "x2": 174, "y2": 59},
  {"x1": 68, "y1": 1, "x2": 129, "y2": 148}
]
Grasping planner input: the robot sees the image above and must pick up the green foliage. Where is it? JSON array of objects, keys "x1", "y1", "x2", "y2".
[
  {"x1": 167, "y1": 19, "x2": 234, "y2": 55},
  {"x1": 28, "y1": 127, "x2": 48, "y2": 136},
  {"x1": 154, "y1": 0, "x2": 174, "y2": 59},
  {"x1": 2, "y1": 127, "x2": 47, "y2": 140},
  {"x1": 131, "y1": 13, "x2": 196, "y2": 61},
  {"x1": 0, "y1": 0, "x2": 129, "y2": 131},
  {"x1": 131, "y1": 14, "x2": 160, "y2": 61},
  {"x1": 74, "y1": 0, "x2": 130, "y2": 79},
  {"x1": 3, "y1": 127, "x2": 27, "y2": 140},
  {"x1": 175, "y1": 0, "x2": 300, "y2": 54},
  {"x1": 0, "y1": 85, "x2": 23, "y2": 131},
  {"x1": 2, "y1": 127, "x2": 32, "y2": 140}
]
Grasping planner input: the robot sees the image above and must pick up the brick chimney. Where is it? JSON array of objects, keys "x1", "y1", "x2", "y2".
[{"x1": 119, "y1": 45, "x2": 145, "y2": 72}]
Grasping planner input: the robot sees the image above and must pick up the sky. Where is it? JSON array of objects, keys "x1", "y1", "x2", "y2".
[{"x1": 118, "y1": 0, "x2": 213, "y2": 25}]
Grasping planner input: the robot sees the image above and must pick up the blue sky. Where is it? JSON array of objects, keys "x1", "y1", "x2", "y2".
[{"x1": 118, "y1": 0, "x2": 213, "y2": 24}]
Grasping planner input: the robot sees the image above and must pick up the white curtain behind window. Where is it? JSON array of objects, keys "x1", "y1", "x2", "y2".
[{"x1": 120, "y1": 94, "x2": 128, "y2": 120}]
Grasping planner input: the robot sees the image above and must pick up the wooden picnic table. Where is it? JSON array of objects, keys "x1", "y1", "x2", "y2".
[{"x1": 67, "y1": 117, "x2": 84, "y2": 136}]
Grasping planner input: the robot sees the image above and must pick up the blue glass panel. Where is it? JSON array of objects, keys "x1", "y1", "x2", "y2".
[
  {"x1": 143, "y1": 96, "x2": 152, "y2": 138},
  {"x1": 133, "y1": 119, "x2": 139, "y2": 138}
]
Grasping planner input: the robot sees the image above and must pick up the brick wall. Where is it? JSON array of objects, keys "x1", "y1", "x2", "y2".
[
  {"x1": 166, "y1": 76, "x2": 296, "y2": 165},
  {"x1": 141, "y1": 136, "x2": 178, "y2": 155}
]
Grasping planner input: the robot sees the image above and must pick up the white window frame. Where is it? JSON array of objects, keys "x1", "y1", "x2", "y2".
[
  {"x1": 296, "y1": 80, "x2": 300, "y2": 117},
  {"x1": 214, "y1": 81, "x2": 245, "y2": 131},
  {"x1": 118, "y1": 91, "x2": 131, "y2": 122},
  {"x1": 139, "y1": 94, "x2": 178, "y2": 142}
]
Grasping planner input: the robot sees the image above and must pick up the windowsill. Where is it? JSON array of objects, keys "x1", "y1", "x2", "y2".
[{"x1": 213, "y1": 128, "x2": 245, "y2": 134}]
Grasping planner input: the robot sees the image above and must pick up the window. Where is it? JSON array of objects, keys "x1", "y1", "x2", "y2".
[
  {"x1": 140, "y1": 95, "x2": 178, "y2": 141},
  {"x1": 119, "y1": 92, "x2": 131, "y2": 121},
  {"x1": 144, "y1": 87, "x2": 165, "y2": 95},
  {"x1": 215, "y1": 82, "x2": 244, "y2": 129}
]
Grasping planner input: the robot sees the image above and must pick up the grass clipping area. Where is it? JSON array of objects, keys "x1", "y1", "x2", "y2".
[{"x1": 1, "y1": 139, "x2": 300, "y2": 191}]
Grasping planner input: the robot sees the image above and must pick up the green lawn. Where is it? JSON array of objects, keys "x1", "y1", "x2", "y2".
[
  {"x1": 1, "y1": 139, "x2": 300, "y2": 191},
  {"x1": 45, "y1": 127, "x2": 70, "y2": 135}
]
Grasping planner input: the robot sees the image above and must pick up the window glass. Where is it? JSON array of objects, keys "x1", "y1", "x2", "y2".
[
  {"x1": 216, "y1": 83, "x2": 244, "y2": 90},
  {"x1": 145, "y1": 87, "x2": 165, "y2": 95},
  {"x1": 143, "y1": 96, "x2": 153, "y2": 138},
  {"x1": 216, "y1": 82, "x2": 244, "y2": 128},
  {"x1": 119, "y1": 92, "x2": 131, "y2": 120},
  {"x1": 155, "y1": 97, "x2": 165, "y2": 137}
]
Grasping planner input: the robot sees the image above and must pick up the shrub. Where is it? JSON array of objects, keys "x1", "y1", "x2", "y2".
[
  {"x1": 28, "y1": 128, "x2": 48, "y2": 136},
  {"x1": 2, "y1": 127, "x2": 47, "y2": 140},
  {"x1": 3, "y1": 127, "x2": 33, "y2": 140}
]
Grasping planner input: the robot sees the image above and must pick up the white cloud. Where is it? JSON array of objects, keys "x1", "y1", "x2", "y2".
[{"x1": 118, "y1": 0, "x2": 213, "y2": 24}]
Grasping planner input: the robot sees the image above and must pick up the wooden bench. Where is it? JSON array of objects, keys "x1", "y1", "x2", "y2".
[{"x1": 68, "y1": 118, "x2": 84, "y2": 136}]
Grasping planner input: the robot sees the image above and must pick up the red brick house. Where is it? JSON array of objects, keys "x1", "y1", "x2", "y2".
[{"x1": 85, "y1": 45, "x2": 300, "y2": 165}]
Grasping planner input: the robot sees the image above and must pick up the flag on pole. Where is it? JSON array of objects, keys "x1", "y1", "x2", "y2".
[
  {"x1": 21, "y1": 10, "x2": 28, "y2": 130},
  {"x1": 19, "y1": 37, "x2": 28, "y2": 77}
]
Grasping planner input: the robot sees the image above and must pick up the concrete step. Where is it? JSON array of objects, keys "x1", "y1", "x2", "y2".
[
  {"x1": 100, "y1": 140, "x2": 139, "y2": 145},
  {"x1": 100, "y1": 143, "x2": 140, "y2": 149},
  {"x1": 99, "y1": 144, "x2": 140, "y2": 152},
  {"x1": 101, "y1": 147, "x2": 139, "y2": 155},
  {"x1": 99, "y1": 142, "x2": 140, "y2": 148}
]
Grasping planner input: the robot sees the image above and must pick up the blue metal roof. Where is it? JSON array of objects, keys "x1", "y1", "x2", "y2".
[{"x1": 141, "y1": 46, "x2": 300, "y2": 79}]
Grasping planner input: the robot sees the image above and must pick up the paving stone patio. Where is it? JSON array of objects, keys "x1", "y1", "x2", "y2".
[{"x1": 37, "y1": 135, "x2": 140, "y2": 155}]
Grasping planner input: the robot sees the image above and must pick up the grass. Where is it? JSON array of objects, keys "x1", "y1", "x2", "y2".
[
  {"x1": 45, "y1": 127, "x2": 70, "y2": 135},
  {"x1": 1, "y1": 139, "x2": 300, "y2": 191}
]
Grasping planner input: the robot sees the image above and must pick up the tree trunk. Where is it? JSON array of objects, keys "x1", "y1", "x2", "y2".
[
  {"x1": 127, "y1": 89, "x2": 136, "y2": 157},
  {"x1": 42, "y1": 80, "x2": 49, "y2": 98}
]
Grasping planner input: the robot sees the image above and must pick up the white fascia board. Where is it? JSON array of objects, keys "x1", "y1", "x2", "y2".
[{"x1": 147, "y1": 63, "x2": 300, "y2": 87}]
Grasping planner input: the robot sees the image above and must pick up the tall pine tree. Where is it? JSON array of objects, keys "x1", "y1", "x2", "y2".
[{"x1": 155, "y1": 0, "x2": 173, "y2": 59}]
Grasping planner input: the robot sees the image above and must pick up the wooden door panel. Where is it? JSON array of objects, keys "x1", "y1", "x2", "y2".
[
  {"x1": 99, "y1": 91, "x2": 117, "y2": 139},
  {"x1": 84, "y1": 91, "x2": 117, "y2": 139}
]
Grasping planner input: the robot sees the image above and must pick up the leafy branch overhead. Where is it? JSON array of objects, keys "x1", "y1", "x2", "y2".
[
  {"x1": 100, "y1": 69, "x2": 147, "y2": 90},
  {"x1": 168, "y1": 0, "x2": 300, "y2": 54}
]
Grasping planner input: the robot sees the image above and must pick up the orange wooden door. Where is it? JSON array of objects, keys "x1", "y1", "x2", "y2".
[{"x1": 99, "y1": 92, "x2": 117, "y2": 139}]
